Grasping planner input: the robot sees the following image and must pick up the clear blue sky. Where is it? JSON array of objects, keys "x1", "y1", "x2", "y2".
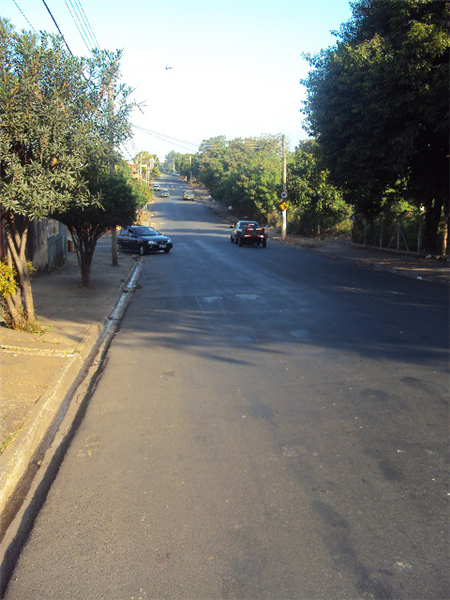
[{"x1": 2, "y1": 0, "x2": 352, "y2": 160}]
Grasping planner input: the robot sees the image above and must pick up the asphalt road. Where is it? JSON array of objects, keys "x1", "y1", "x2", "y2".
[{"x1": 4, "y1": 177, "x2": 449, "y2": 600}]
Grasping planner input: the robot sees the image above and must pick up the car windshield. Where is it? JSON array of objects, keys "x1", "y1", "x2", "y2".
[{"x1": 131, "y1": 227, "x2": 159, "y2": 236}]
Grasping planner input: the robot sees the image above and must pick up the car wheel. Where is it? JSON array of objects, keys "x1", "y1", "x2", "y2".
[
  {"x1": 139, "y1": 245, "x2": 145, "y2": 256},
  {"x1": 238, "y1": 236, "x2": 243, "y2": 247},
  {"x1": 117, "y1": 243, "x2": 122, "y2": 252},
  {"x1": 230, "y1": 235, "x2": 234, "y2": 243},
  {"x1": 262, "y1": 239, "x2": 267, "y2": 248},
  {"x1": 164, "y1": 248, "x2": 171, "y2": 253}
]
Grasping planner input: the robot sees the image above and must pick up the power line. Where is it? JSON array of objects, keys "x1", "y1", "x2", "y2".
[
  {"x1": 64, "y1": 0, "x2": 96, "y2": 54},
  {"x1": 133, "y1": 125, "x2": 200, "y2": 152},
  {"x1": 134, "y1": 125, "x2": 199, "y2": 148},
  {"x1": 12, "y1": 0, "x2": 36, "y2": 31},
  {"x1": 75, "y1": 0, "x2": 101, "y2": 50},
  {"x1": 120, "y1": 142, "x2": 135, "y2": 162},
  {"x1": 41, "y1": 0, "x2": 74, "y2": 56},
  {"x1": 64, "y1": 0, "x2": 92, "y2": 54},
  {"x1": 133, "y1": 126, "x2": 271, "y2": 154}
]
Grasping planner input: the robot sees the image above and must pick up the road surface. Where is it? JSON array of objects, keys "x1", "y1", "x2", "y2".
[{"x1": 4, "y1": 176, "x2": 449, "y2": 599}]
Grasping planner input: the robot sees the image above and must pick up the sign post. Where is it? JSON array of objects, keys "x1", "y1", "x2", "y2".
[
  {"x1": 281, "y1": 136, "x2": 287, "y2": 240},
  {"x1": 281, "y1": 197, "x2": 287, "y2": 240}
]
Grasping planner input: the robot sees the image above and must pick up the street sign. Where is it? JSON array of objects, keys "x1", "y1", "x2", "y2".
[
  {"x1": 281, "y1": 191, "x2": 288, "y2": 199},
  {"x1": 280, "y1": 202, "x2": 288, "y2": 211}
]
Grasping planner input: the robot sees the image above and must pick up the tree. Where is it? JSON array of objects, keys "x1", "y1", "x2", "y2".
[
  {"x1": 0, "y1": 22, "x2": 137, "y2": 327},
  {"x1": 133, "y1": 151, "x2": 159, "y2": 182},
  {"x1": 0, "y1": 20, "x2": 94, "y2": 328},
  {"x1": 302, "y1": 0, "x2": 449, "y2": 252},
  {"x1": 287, "y1": 140, "x2": 350, "y2": 236},
  {"x1": 176, "y1": 154, "x2": 195, "y2": 180},
  {"x1": 86, "y1": 49, "x2": 135, "y2": 266},
  {"x1": 197, "y1": 135, "x2": 282, "y2": 219},
  {"x1": 52, "y1": 171, "x2": 138, "y2": 288},
  {"x1": 162, "y1": 150, "x2": 181, "y2": 174}
]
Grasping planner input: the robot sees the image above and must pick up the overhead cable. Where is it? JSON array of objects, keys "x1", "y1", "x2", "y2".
[
  {"x1": 12, "y1": 0, "x2": 36, "y2": 31},
  {"x1": 64, "y1": 0, "x2": 95, "y2": 54},
  {"x1": 75, "y1": 0, "x2": 101, "y2": 49},
  {"x1": 134, "y1": 125, "x2": 199, "y2": 148},
  {"x1": 41, "y1": 0, "x2": 73, "y2": 55},
  {"x1": 133, "y1": 125, "x2": 200, "y2": 152}
]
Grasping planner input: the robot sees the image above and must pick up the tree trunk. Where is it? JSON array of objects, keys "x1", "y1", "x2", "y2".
[
  {"x1": 417, "y1": 212, "x2": 423, "y2": 255},
  {"x1": 3, "y1": 212, "x2": 35, "y2": 328},
  {"x1": 422, "y1": 197, "x2": 443, "y2": 254},
  {"x1": 111, "y1": 227, "x2": 118, "y2": 267},
  {"x1": 70, "y1": 228, "x2": 98, "y2": 288},
  {"x1": 443, "y1": 211, "x2": 449, "y2": 256},
  {"x1": 444, "y1": 193, "x2": 450, "y2": 255}
]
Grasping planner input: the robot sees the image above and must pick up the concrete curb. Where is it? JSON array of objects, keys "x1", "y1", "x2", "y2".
[
  {"x1": 0, "y1": 322, "x2": 101, "y2": 518},
  {"x1": 0, "y1": 259, "x2": 142, "y2": 596}
]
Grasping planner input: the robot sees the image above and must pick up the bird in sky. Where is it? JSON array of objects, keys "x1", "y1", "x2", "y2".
[{"x1": 165, "y1": 65, "x2": 174, "y2": 70}]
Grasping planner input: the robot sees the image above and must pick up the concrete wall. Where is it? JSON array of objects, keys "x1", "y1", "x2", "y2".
[
  {"x1": 0, "y1": 215, "x2": 67, "y2": 270},
  {"x1": 46, "y1": 219, "x2": 68, "y2": 269},
  {"x1": 0, "y1": 212, "x2": 5, "y2": 258},
  {"x1": 27, "y1": 219, "x2": 68, "y2": 271}
]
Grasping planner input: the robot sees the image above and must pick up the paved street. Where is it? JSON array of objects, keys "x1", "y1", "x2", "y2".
[{"x1": 4, "y1": 177, "x2": 449, "y2": 599}]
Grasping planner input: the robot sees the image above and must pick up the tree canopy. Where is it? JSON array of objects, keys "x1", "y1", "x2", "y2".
[
  {"x1": 287, "y1": 141, "x2": 350, "y2": 236},
  {"x1": 53, "y1": 170, "x2": 138, "y2": 288},
  {"x1": 301, "y1": 0, "x2": 449, "y2": 252},
  {"x1": 0, "y1": 19, "x2": 136, "y2": 327},
  {"x1": 197, "y1": 135, "x2": 283, "y2": 219}
]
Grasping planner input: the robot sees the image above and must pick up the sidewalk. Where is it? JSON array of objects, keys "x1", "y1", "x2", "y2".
[
  {"x1": 0, "y1": 208, "x2": 448, "y2": 546},
  {"x1": 269, "y1": 231, "x2": 450, "y2": 286},
  {"x1": 0, "y1": 239, "x2": 139, "y2": 536}
]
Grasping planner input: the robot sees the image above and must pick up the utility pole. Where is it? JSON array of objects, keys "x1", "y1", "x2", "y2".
[
  {"x1": 281, "y1": 135, "x2": 287, "y2": 240},
  {"x1": 108, "y1": 71, "x2": 119, "y2": 266}
]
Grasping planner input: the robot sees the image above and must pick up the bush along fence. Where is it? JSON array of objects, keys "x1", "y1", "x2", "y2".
[{"x1": 351, "y1": 211, "x2": 449, "y2": 256}]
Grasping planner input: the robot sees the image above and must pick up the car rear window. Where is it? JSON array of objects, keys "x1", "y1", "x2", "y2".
[
  {"x1": 131, "y1": 227, "x2": 158, "y2": 236},
  {"x1": 241, "y1": 222, "x2": 259, "y2": 228}
]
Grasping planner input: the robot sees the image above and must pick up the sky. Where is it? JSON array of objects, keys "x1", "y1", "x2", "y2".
[{"x1": 1, "y1": 0, "x2": 353, "y2": 161}]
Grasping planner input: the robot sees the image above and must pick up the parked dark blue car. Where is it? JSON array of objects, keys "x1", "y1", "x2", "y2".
[{"x1": 117, "y1": 226, "x2": 173, "y2": 255}]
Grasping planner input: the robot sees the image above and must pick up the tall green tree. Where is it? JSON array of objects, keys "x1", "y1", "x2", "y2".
[
  {"x1": 52, "y1": 171, "x2": 138, "y2": 288},
  {"x1": 86, "y1": 49, "x2": 136, "y2": 266},
  {"x1": 0, "y1": 21, "x2": 136, "y2": 328},
  {"x1": 176, "y1": 154, "x2": 195, "y2": 180},
  {"x1": 0, "y1": 20, "x2": 94, "y2": 328},
  {"x1": 133, "y1": 151, "x2": 159, "y2": 181},
  {"x1": 197, "y1": 136, "x2": 282, "y2": 219},
  {"x1": 162, "y1": 150, "x2": 181, "y2": 173},
  {"x1": 287, "y1": 140, "x2": 350, "y2": 236},
  {"x1": 302, "y1": 0, "x2": 449, "y2": 252}
]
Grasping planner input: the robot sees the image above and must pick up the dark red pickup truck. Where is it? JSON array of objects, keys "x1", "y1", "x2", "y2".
[{"x1": 230, "y1": 221, "x2": 267, "y2": 247}]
